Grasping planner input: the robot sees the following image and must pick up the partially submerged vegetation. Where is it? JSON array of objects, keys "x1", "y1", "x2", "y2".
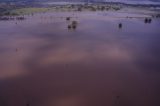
[
  {"x1": 0, "y1": 2, "x2": 160, "y2": 22},
  {"x1": 0, "y1": 3, "x2": 122, "y2": 16},
  {"x1": 119, "y1": 23, "x2": 122, "y2": 29},
  {"x1": 68, "y1": 20, "x2": 78, "y2": 30},
  {"x1": 144, "y1": 18, "x2": 152, "y2": 23},
  {"x1": 0, "y1": 16, "x2": 25, "y2": 21}
]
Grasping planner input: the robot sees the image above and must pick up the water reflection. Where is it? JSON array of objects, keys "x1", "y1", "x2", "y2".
[{"x1": 0, "y1": 12, "x2": 160, "y2": 106}]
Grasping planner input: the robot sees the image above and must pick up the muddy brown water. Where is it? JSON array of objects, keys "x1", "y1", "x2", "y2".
[{"x1": 0, "y1": 11, "x2": 160, "y2": 106}]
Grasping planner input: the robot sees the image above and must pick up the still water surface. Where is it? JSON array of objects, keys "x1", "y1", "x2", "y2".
[{"x1": 0, "y1": 11, "x2": 160, "y2": 106}]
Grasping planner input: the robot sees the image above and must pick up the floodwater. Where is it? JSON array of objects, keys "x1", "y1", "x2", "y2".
[{"x1": 0, "y1": 11, "x2": 160, "y2": 106}]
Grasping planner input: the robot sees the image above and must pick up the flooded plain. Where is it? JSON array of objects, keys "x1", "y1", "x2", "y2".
[{"x1": 0, "y1": 11, "x2": 160, "y2": 106}]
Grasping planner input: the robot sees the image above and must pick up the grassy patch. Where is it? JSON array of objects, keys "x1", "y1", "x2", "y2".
[{"x1": 10, "y1": 7, "x2": 50, "y2": 15}]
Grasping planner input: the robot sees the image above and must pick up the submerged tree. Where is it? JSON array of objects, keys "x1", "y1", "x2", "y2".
[
  {"x1": 119, "y1": 23, "x2": 122, "y2": 29},
  {"x1": 72, "y1": 21, "x2": 78, "y2": 26},
  {"x1": 144, "y1": 18, "x2": 152, "y2": 24},
  {"x1": 72, "y1": 24, "x2": 77, "y2": 29},
  {"x1": 66, "y1": 17, "x2": 70, "y2": 21},
  {"x1": 67, "y1": 21, "x2": 78, "y2": 30},
  {"x1": 148, "y1": 18, "x2": 152, "y2": 23},
  {"x1": 68, "y1": 25, "x2": 71, "y2": 29},
  {"x1": 144, "y1": 18, "x2": 148, "y2": 23}
]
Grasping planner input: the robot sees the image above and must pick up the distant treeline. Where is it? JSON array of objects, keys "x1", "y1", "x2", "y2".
[{"x1": 1, "y1": 0, "x2": 160, "y2": 7}]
